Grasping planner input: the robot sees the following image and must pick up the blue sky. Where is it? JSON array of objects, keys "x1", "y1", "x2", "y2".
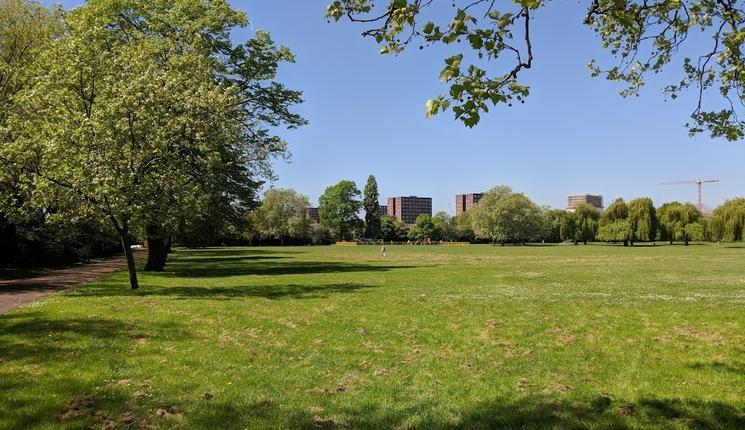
[{"x1": 53, "y1": 1, "x2": 745, "y2": 214}]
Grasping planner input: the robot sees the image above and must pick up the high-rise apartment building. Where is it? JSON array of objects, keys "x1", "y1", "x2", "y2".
[
  {"x1": 567, "y1": 195, "x2": 604, "y2": 212},
  {"x1": 386, "y1": 196, "x2": 432, "y2": 224},
  {"x1": 455, "y1": 193, "x2": 483, "y2": 216}
]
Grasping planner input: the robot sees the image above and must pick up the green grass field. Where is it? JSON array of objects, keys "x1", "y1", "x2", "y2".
[{"x1": 1, "y1": 244, "x2": 744, "y2": 429}]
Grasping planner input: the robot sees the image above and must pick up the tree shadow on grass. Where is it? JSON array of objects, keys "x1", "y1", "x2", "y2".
[
  {"x1": 161, "y1": 260, "x2": 419, "y2": 278},
  {"x1": 173, "y1": 255, "x2": 288, "y2": 264},
  {"x1": 0, "y1": 312, "x2": 195, "y2": 429},
  {"x1": 0, "y1": 312, "x2": 193, "y2": 363},
  {"x1": 68, "y1": 282, "x2": 378, "y2": 300},
  {"x1": 175, "y1": 248, "x2": 306, "y2": 257},
  {"x1": 444, "y1": 396, "x2": 745, "y2": 430},
  {"x1": 159, "y1": 394, "x2": 745, "y2": 429},
  {"x1": 690, "y1": 360, "x2": 745, "y2": 376}
]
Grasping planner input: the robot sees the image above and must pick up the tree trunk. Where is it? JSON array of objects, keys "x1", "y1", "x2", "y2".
[
  {"x1": 623, "y1": 239, "x2": 629, "y2": 247},
  {"x1": 110, "y1": 217, "x2": 138, "y2": 290},
  {"x1": 144, "y1": 224, "x2": 168, "y2": 272},
  {"x1": 122, "y1": 237, "x2": 139, "y2": 290}
]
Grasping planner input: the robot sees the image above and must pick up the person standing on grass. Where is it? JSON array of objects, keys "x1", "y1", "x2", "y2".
[{"x1": 381, "y1": 245, "x2": 386, "y2": 257}]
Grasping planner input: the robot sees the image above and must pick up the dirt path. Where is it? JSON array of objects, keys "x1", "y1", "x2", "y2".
[{"x1": 0, "y1": 251, "x2": 146, "y2": 314}]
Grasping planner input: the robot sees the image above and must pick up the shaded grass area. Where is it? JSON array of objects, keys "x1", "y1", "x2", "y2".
[{"x1": 1, "y1": 244, "x2": 744, "y2": 429}]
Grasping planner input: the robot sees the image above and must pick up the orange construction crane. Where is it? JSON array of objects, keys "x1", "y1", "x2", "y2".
[{"x1": 659, "y1": 179, "x2": 720, "y2": 210}]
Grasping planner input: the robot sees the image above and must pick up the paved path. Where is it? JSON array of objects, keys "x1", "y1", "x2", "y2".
[{"x1": 0, "y1": 251, "x2": 145, "y2": 314}]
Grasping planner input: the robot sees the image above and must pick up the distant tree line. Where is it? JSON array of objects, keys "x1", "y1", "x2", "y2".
[{"x1": 247, "y1": 178, "x2": 745, "y2": 247}]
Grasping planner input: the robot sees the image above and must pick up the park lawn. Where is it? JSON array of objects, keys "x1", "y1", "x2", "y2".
[{"x1": 1, "y1": 244, "x2": 744, "y2": 429}]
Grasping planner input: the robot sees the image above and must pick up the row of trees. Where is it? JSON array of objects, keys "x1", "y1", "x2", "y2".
[
  {"x1": 316, "y1": 176, "x2": 477, "y2": 242},
  {"x1": 473, "y1": 188, "x2": 745, "y2": 246},
  {"x1": 247, "y1": 179, "x2": 745, "y2": 246},
  {"x1": 0, "y1": 0, "x2": 304, "y2": 287}
]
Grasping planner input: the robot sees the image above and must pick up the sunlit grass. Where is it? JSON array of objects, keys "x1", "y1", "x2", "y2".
[{"x1": 1, "y1": 244, "x2": 744, "y2": 429}]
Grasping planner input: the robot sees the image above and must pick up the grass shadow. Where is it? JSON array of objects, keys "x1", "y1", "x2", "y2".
[
  {"x1": 0, "y1": 311, "x2": 192, "y2": 363},
  {"x1": 690, "y1": 360, "x2": 745, "y2": 376},
  {"x1": 143, "y1": 394, "x2": 745, "y2": 429},
  {"x1": 163, "y1": 260, "x2": 418, "y2": 278},
  {"x1": 68, "y1": 282, "x2": 378, "y2": 300}
]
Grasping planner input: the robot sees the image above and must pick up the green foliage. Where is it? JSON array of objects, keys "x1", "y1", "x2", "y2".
[
  {"x1": 685, "y1": 222, "x2": 706, "y2": 242},
  {"x1": 327, "y1": 0, "x2": 745, "y2": 140},
  {"x1": 559, "y1": 213, "x2": 577, "y2": 243},
  {"x1": 318, "y1": 180, "x2": 362, "y2": 240},
  {"x1": 603, "y1": 198, "x2": 629, "y2": 223},
  {"x1": 657, "y1": 202, "x2": 702, "y2": 245},
  {"x1": 432, "y1": 211, "x2": 456, "y2": 241},
  {"x1": 598, "y1": 199, "x2": 631, "y2": 244},
  {"x1": 0, "y1": 0, "x2": 61, "y2": 127},
  {"x1": 542, "y1": 209, "x2": 569, "y2": 243},
  {"x1": 408, "y1": 214, "x2": 440, "y2": 241},
  {"x1": 470, "y1": 186, "x2": 542, "y2": 244},
  {"x1": 708, "y1": 198, "x2": 745, "y2": 242},
  {"x1": 0, "y1": 0, "x2": 305, "y2": 286},
  {"x1": 380, "y1": 215, "x2": 408, "y2": 241},
  {"x1": 596, "y1": 219, "x2": 632, "y2": 244},
  {"x1": 573, "y1": 203, "x2": 600, "y2": 244},
  {"x1": 627, "y1": 197, "x2": 658, "y2": 242},
  {"x1": 452, "y1": 212, "x2": 476, "y2": 242},
  {"x1": 363, "y1": 175, "x2": 381, "y2": 239},
  {"x1": 0, "y1": 211, "x2": 119, "y2": 267},
  {"x1": 250, "y1": 189, "x2": 311, "y2": 244}
]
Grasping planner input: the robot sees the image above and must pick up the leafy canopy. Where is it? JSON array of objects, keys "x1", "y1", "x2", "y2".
[
  {"x1": 470, "y1": 185, "x2": 542, "y2": 243},
  {"x1": 318, "y1": 180, "x2": 363, "y2": 240},
  {"x1": 327, "y1": 0, "x2": 745, "y2": 140},
  {"x1": 251, "y1": 188, "x2": 311, "y2": 242}
]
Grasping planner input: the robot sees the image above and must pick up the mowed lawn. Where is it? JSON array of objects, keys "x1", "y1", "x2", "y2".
[{"x1": 1, "y1": 245, "x2": 744, "y2": 429}]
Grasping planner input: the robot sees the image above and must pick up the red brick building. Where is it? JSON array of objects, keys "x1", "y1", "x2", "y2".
[
  {"x1": 455, "y1": 193, "x2": 483, "y2": 216},
  {"x1": 386, "y1": 196, "x2": 432, "y2": 225}
]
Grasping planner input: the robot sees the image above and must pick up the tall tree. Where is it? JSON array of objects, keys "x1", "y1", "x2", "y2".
[
  {"x1": 433, "y1": 211, "x2": 456, "y2": 241},
  {"x1": 327, "y1": 1, "x2": 745, "y2": 140},
  {"x1": 658, "y1": 202, "x2": 702, "y2": 245},
  {"x1": 573, "y1": 203, "x2": 600, "y2": 245},
  {"x1": 628, "y1": 197, "x2": 658, "y2": 242},
  {"x1": 1, "y1": 0, "x2": 304, "y2": 288},
  {"x1": 380, "y1": 215, "x2": 408, "y2": 241},
  {"x1": 408, "y1": 214, "x2": 440, "y2": 241},
  {"x1": 363, "y1": 175, "x2": 381, "y2": 239},
  {"x1": 708, "y1": 198, "x2": 745, "y2": 243},
  {"x1": 453, "y1": 212, "x2": 475, "y2": 242},
  {"x1": 597, "y1": 198, "x2": 632, "y2": 246},
  {"x1": 250, "y1": 188, "x2": 311, "y2": 245},
  {"x1": 560, "y1": 213, "x2": 577, "y2": 244},
  {"x1": 470, "y1": 186, "x2": 542, "y2": 244},
  {"x1": 0, "y1": 0, "x2": 62, "y2": 263},
  {"x1": 318, "y1": 180, "x2": 362, "y2": 240},
  {"x1": 542, "y1": 208, "x2": 569, "y2": 243}
]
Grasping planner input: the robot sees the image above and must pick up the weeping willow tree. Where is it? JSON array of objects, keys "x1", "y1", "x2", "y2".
[
  {"x1": 628, "y1": 197, "x2": 658, "y2": 242},
  {"x1": 708, "y1": 198, "x2": 745, "y2": 242}
]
